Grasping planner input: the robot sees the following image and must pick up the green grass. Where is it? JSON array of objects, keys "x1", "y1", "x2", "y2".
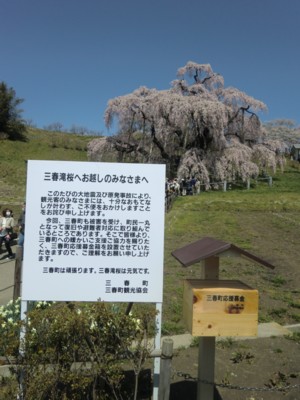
[
  {"x1": 0, "y1": 127, "x2": 93, "y2": 210},
  {"x1": 163, "y1": 160, "x2": 300, "y2": 333}
]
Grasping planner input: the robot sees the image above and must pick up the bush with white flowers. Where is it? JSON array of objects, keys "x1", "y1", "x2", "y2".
[{"x1": 0, "y1": 300, "x2": 156, "y2": 400}]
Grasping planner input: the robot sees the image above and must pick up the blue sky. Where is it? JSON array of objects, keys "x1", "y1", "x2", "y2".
[{"x1": 1, "y1": 0, "x2": 299, "y2": 134}]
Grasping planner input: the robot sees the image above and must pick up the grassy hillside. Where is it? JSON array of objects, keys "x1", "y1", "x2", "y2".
[
  {"x1": 163, "y1": 161, "x2": 300, "y2": 333},
  {"x1": 1, "y1": 130, "x2": 300, "y2": 334},
  {"x1": 0, "y1": 127, "x2": 94, "y2": 211}
]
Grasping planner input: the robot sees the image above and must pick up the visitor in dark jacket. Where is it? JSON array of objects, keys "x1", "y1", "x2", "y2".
[{"x1": 0, "y1": 208, "x2": 15, "y2": 259}]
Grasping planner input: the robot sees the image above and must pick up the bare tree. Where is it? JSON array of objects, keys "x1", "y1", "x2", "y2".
[
  {"x1": 24, "y1": 118, "x2": 37, "y2": 128},
  {"x1": 44, "y1": 122, "x2": 64, "y2": 132}
]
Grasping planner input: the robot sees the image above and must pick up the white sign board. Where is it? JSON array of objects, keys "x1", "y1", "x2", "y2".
[{"x1": 22, "y1": 160, "x2": 165, "y2": 302}]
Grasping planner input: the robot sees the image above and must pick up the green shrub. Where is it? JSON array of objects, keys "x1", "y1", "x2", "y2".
[{"x1": 0, "y1": 300, "x2": 156, "y2": 399}]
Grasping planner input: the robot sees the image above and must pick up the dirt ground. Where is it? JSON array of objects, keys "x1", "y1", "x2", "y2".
[{"x1": 168, "y1": 335, "x2": 300, "y2": 400}]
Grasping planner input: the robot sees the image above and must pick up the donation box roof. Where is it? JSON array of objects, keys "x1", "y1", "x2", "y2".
[{"x1": 171, "y1": 237, "x2": 275, "y2": 269}]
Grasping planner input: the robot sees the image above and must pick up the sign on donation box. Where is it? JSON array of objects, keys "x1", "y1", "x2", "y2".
[
  {"x1": 183, "y1": 279, "x2": 258, "y2": 337},
  {"x1": 22, "y1": 160, "x2": 165, "y2": 302}
]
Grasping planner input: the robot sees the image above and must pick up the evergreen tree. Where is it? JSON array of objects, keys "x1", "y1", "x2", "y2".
[{"x1": 0, "y1": 82, "x2": 26, "y2": 140}]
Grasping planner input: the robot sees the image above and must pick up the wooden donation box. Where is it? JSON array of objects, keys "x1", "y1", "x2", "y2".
[{"x1": 183, "y1": 279, "x2": 258, "y2": 337}]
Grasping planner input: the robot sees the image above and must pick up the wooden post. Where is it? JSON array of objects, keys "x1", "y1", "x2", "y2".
[
  {"x1": 197, "y1": 256, "x2": 219, "y2": 400},
  {"x1": 153, "y1": 303, "x2": 162, "y2": 400},
  {"x1": 158, "y1": 338, "x2": 173, "y2": 400},
  {"x1": 13, "y1": 245, "x2": 23, "y2": 300},
  {"x1": 197, "y1": 337, "x2": 215, "y2": 399},
  {"x1": 268, "y1": 176, "x2": 272, "y2": 186}
]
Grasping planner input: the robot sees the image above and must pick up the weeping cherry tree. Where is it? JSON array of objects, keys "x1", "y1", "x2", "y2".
[{"x1": 88, "y1": 61, "x2": 285, "y2": 186}]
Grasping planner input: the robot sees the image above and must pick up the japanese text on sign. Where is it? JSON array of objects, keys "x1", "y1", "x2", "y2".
[{"x1": 22, "y1": 161, "x2": 165, "y2": 302}]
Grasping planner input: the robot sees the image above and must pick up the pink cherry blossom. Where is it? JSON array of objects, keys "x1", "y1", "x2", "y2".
[{"x1": 88, "y1": 61, "x2": 285, "y2": 185}]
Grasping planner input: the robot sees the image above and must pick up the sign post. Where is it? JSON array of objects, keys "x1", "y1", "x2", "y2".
[
  {"x1": 21, "y1": 160, "x2": 166, "y2": 399},
  {"x1": 153, "y1": 302, "x2": 162, "y2": 399}
]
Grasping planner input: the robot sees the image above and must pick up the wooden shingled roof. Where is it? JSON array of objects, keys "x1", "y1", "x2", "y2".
[{"x1": 171, "y1": 237, "x2": 275, "y2": 269}]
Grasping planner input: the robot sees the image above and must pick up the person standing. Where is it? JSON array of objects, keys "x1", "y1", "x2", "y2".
[
  {"x1": 18, "y1": 202, "x2": 26, "y2": 247},
  {"x1": 0, "y1": 208, "x2": 15, "y2": 259}
]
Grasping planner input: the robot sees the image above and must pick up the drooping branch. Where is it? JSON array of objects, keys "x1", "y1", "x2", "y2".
[
  {"x1": 112, "y1": 137, "x2": 150, "y2": 158},
  {"x1": 150, "y1": 123, "x2": 170, "y2": 160},
  {"x1": 226, "y1": 105, "x2": 260, "y2": 144},
  {"x1": 227, "y1": 105, "x2": 253, "y2": 125}
]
